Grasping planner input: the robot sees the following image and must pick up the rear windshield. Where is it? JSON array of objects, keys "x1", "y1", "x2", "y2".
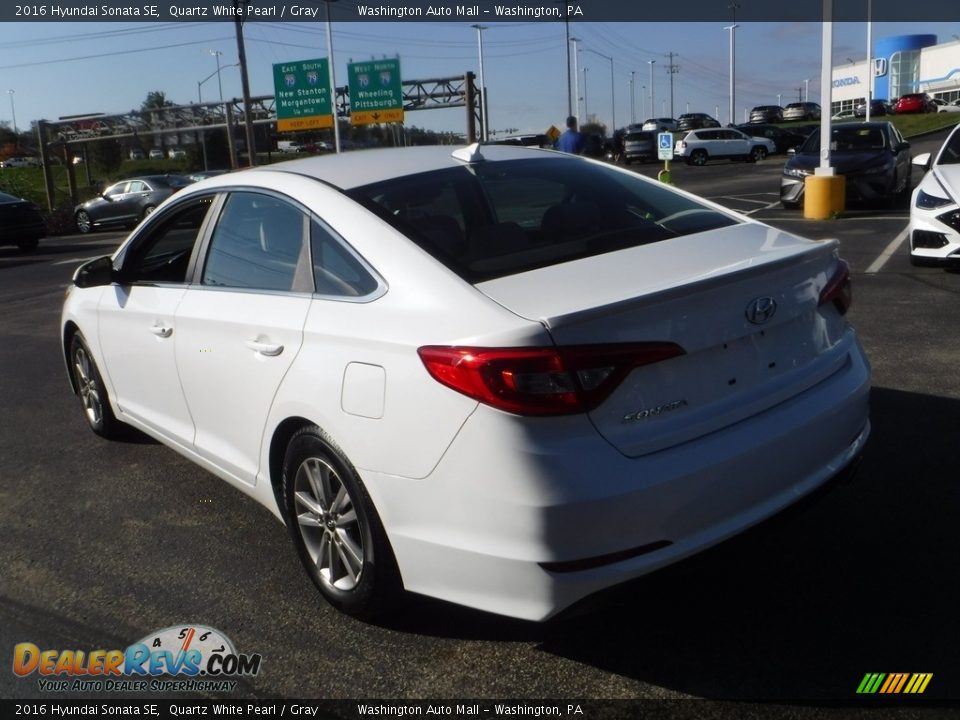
[
  {"x1": 625, "y1": 132, "x2": 652, "y2": 142},
  {"x1": 348, "y1": 157, "x2": 738, "y2": 283},
  {"x1": 801, "y1": 126, "x2": 887, "y2": 153}
]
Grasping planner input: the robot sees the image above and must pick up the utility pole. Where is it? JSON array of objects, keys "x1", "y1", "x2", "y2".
[
  {"x1": 666, "y1": 52, "x2": 679, "y2": 119},
  {"x1": 630, "y1": 71, "x2": 636, "y2": 125},
  {"x1": 233, "y1": 0, "x2": 257, "y2": 166}
]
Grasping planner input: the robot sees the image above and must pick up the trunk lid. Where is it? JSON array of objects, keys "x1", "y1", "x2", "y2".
[{"x1": 475, "y1": 223, "x2": 848, "y2": 456}]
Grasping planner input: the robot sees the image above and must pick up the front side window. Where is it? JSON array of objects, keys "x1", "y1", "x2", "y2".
[
  {"x1": 350, "y1": 157, "x2": 738, "y2": 283},
  {"x1": 104, "y1": 182, "x2": 127, "y2": 198},
  {"x1": 120, "y1": 196, "x2": 214, "y2": 284},
  {"x1": 203, "y1": 192, "x2": 311, "y2": 293}
]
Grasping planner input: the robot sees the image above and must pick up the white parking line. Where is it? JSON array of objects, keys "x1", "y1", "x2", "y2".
[
  {"x1": 715, "y1": 196, "x2": 773, "y2": 205},
  {"x1": 745, "y1": 200, "x2": 783, "y2": 216},
  {"x1": 52, "y1": 256, "x2": 98, "y2": 266},
  {"x1": 865, "y1": 225, "x2": 911, "y2": 274}
]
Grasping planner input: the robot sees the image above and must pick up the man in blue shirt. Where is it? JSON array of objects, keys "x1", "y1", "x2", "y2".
[{"x1": 557, "y1": 116, "x2": 585, "y2": 154}]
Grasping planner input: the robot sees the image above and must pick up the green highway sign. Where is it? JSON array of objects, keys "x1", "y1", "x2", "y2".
[
  {"x1": 348, "y1": 59, "x2": 404, "y2": 125},
  {"x1": 273, "y1": 58, "x2": 333, "y2": 132}
]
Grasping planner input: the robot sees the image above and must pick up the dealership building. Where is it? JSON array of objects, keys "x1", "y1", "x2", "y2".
[{"x1": 831, "y1": 34, "x2": 960, "y2": 113}]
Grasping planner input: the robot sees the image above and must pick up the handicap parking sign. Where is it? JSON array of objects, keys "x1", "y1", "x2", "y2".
[{"x1": 657, "y1": 132, "x2": 674, "y2": 160}]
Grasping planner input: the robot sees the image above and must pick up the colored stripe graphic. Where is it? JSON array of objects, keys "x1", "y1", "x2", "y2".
[{"x1": 857, "y1": 673, "x2": 932, "y2": 694}]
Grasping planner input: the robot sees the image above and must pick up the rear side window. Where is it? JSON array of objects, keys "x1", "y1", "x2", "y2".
[
  {"x1": 310, "y1": 219, "x2": 379, "y2": 297},
  {"x1": 350, "y1": 157, "x2": 737, "y2": 283}
]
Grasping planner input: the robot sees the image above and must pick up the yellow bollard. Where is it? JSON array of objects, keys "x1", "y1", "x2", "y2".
[{"x1": 803, "y1": 174, "x2": 846, "y2": 219}]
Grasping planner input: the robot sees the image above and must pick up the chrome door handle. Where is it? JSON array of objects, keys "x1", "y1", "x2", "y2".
[
  {"x1": 245, "y1": 339, "x2": 284, "y2": 356},
  {"x1": 150, "y1": 325, "x2": 173, "y2": 338}
]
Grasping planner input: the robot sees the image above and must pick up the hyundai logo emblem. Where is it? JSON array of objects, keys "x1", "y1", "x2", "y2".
[{"x1": 746, "y1": 297, "x2": 777, "y2": 324}]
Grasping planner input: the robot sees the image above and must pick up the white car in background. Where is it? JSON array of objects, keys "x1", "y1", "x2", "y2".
[
  {"x1": 933, "y1": 98, "x2": 960, "y2": 113},
  {"x1": 909, "y1": 123, "x2": 960, "y2": 265},
  {"x1": 675, "y1": 128, "x2": 777, "y2": 165},
  {"x1": 62, "y1": 144, "x2": 870, "y2": 621}
]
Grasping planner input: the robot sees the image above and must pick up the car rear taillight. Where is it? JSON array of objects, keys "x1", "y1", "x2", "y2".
[
  {"x1": 418, "y1": 343, "x2": 685, "y2": 416},
  {"x1": 818, "y1": 259, "x2": 852, "y2": 315}
]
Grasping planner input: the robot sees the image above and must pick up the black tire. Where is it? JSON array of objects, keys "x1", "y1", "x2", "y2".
[
  {"x1": 141, "y1": 205, "x2": 156, "y2": 220},
  {"x1": 16, "y1": 237, "x2": 39, "y2": 252},
  {"x1": 75, "y1": 210, "x2": 92, "y2": 234},
  {"x1": 750, "y1": 146, "x2": 768, "y2": 161},
  {"x1": 69, "y1": 333, "x2": 124, "y2": 439},
  {"x1": 689, "y1": 150, "x2": 708, "y2": 166},
  {"x1": 282, "y1": 426, "x2": 401, "y2": 619},
  {"x1": 781, "y1": 199, "x2": 800, "y2": 210}
]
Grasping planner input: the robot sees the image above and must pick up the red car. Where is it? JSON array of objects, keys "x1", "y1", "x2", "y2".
[{"x1": 894, "y1": 93, "x2": 937, "y2": 114}]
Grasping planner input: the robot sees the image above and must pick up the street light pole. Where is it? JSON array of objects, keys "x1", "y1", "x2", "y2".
[
  {"x1": 207, "y1": 49, "x2": 225, "y2": 105},
  {"x1": 726, "y1": 2, "x2": 740, "y2": 127},
  {"x1": 570, "y1": 37, "x2": 581, "y2": 124},
  {"x1": 805, "y1": 78, "x2": 810, "y2": 102},
  {"x1": 648, "y1": 60, "x2": 656, "y2": 121},
  {"x1": 866, "y1": 0, "x2": 873, "y2": 122},
  {"x1": 472, "y1": 24, "x2": 489, "y2": 141},
  {"x1": 630, "y1": 71, "x2": 636, "y2": 125},
  {"x1": 582, "y1": 67, "x2": 589, "y2": 121},
  {"x1": 562, "y1": 6, "x2": 572, "y2": 117},
  {"x1": 583, "y1": 48, "x2": 615, "y2": 132},
  {"x1": 7, "y1": 90, "x2": 17, "y2": 146}
]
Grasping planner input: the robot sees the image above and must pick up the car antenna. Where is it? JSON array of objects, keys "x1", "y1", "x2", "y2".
[{"x1": 451, "y1": 143, "x2": 485, "y2": 164}]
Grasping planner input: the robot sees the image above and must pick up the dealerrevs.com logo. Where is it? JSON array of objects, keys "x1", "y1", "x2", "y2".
[{"x1": 13, "y1": 625, "x2": 262, "y2": 693}]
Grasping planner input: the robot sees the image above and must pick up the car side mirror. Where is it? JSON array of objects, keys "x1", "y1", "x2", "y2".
[
  {"x1": 73, "y1": 255, "x2": 115, "y2": 288},
  {"x1": 894, "y1": 141, "x2": 910, "y2": 153},
  {"x1": 912, "y1": 152, "x2": 931, "y2": 171}
]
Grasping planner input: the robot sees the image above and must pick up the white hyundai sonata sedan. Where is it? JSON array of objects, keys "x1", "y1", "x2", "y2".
[
  {"x1": 62, "y1": 143, "x2": 870, "y2": 621},
  {"x1": 909, "y1": 123, "x2": 960, "y2": 266}
]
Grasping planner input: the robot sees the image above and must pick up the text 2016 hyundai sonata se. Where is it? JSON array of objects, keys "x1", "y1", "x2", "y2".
[{"x1": 62, "y1": 144, "x2": 870, "y2": 621}]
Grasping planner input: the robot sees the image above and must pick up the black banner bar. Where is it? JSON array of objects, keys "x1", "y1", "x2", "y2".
[
  {"x1": 3, "y1": 0, "x2": 960, "y2": 23},
  {"x1": 2, "y1": 699, "x2": 959, "y2": 720}
]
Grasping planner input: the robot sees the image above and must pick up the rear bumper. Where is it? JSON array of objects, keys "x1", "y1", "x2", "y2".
[{"x1": 364, "y1": 334, "x2": 872, "y2": 621}]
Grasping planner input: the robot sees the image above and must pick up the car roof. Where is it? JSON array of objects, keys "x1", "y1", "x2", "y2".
[{"x1": 244, "y1": 144, "x2": 558, "y2": 190}]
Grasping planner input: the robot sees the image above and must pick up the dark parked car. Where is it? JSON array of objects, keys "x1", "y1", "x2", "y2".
[
  {"x1": 641, "y1": 117, "x2": 678, "y2": 132},
  {"x1": 0, "y1": 191, "x2": 46, "y2": 252},
  {"x1": 74, "y1": 175, "x2": 192, "y2": 233},
  {"x1": 493, "y1": 134, "x2": 554, "y2": 148},
  {"x1": 783, "y1": 102, "x2": 822, "y2": 121},
  {"x1": 894, "y1": 93, "x2": 937, "y2": 114},
  {"x1": 582, "y1": 133, "x2": 607, "y2": 158},
  {"x1": 186, "y1": 169, "x2": 230, "y2": 182},
  {"x1": 621, "y1": 130, "x2": 657, "y2": 164},
  {"x1": 854, "y1": 99, "x2": 891, "y2": 117},
  {"x1": 677, "y1": 113, "x2": 722, "y2": 131},
  {"x1": 749, "y1": 105, "x2": 784, "y2": 123},
  {"x1": 736, "y1": 124, "x2": 810, "y2": 154},
  {"x1": 780, "y1": 121, "x2": 912, "y2": 208}
]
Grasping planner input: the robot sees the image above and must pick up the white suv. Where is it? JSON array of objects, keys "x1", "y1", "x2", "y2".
[{"x1": 675, "y1": 128, "x2": 776, "y2": 166}]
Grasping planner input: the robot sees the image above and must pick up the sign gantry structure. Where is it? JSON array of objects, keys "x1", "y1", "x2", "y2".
[{"x1": 35, "y1": 73, "x2": 483, "y2": 210}]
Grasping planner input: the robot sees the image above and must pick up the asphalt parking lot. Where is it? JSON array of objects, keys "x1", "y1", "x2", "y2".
[{"x1": 1, "y1": 133, "x2": 958, "y2": 704}]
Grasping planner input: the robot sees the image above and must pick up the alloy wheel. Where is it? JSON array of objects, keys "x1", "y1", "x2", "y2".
[
  {"x1": 293, "y1": 456, "x2": 365, "y2": 592},
  {"x1": 73, "y1": 345, "x2": 103, "y2": 427}
]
